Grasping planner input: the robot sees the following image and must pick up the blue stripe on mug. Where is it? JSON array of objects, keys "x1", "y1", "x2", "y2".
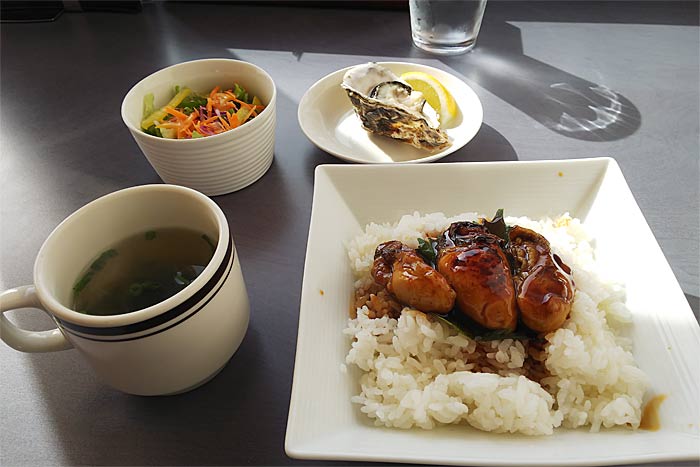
[
  {"x1": 57, "y1": 235, "x2": 234, "y2": 337},
  {"x1": 62, "y1": 259, "x2": 235, "y2": 343}
]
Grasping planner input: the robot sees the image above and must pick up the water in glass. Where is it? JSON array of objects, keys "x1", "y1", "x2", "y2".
[{"x1": 409, "y1": 0, "x2": 487, "y2": 55}]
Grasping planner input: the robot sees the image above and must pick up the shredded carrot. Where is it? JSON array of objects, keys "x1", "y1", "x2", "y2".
[
  {"x1": 164, "y1": 106, "x2": 188, "y2": 120},
  {"x1": 144, "y1": 85, "x2": 265, "y2": 139},
  {"x1": 218, "y1": 115, "x2": 230, "y2": 130},
  {"x1": 233, "y1": 98, "x2": 253, "y2": 109}
]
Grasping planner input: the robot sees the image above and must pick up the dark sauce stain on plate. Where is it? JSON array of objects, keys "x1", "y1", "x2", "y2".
[{"x1": 640, "y1": 394, "x2": 666, "y2": 431}]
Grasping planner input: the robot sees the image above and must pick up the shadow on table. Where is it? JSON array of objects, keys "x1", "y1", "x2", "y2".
[
  {"x1": 436, "y1": 19, "x2": 641, "y2": 143},
  {"x1": 436, "y1": 0, "x2": 694, "y2": 141},
  {"x1": 431, "y1": 0, "x2": 694, "y2": 142},
  {"x1": 441, "y1": 123, "x2": 519, "y2": 163},
  {"x1": 16, "y1": 326, "x2": 282, "y2": 466},
  {"x1": 299, "y1": 122, "x2": 519, "y2": 185}
]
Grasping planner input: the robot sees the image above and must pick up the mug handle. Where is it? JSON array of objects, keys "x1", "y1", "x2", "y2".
[{"x1": 0, "y1": 285, "x2": 73, "y2": 353}]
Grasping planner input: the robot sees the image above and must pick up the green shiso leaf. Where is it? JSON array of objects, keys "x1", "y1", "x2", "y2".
[
  {"x1": 482, "y1": 208, "x2": 509, "y2": 242},
  {"x1": 434, "y1": 307, "x2": 539, "y2": 342},
  {"x1": 415, "y1": 237, "x2": 438, "y2": 267},
  {"x1": 434, "y1": 314, "x2": 473, "y2": 338}
]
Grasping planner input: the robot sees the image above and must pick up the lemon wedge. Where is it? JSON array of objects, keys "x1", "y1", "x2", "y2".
[{"x1": 400, "y1": 71, "x2": 457, "y2": 127}]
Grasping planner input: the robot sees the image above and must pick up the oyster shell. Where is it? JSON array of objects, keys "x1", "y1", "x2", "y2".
[{"x1": 341, "y1": 63, "x2": 450, "y2": 151}]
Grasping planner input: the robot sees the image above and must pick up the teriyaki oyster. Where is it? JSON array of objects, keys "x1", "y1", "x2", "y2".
[{"x1": 341, "y1": 62, "x2": 450, "y2": 151}]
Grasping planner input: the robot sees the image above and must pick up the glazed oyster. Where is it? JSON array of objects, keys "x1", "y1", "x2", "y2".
[{"x1": 341, "y1": 62, "x2": 450, "y2": 151}]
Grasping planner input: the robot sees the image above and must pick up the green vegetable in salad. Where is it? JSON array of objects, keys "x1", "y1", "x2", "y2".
[
  {"x1": 140, "y1": 84, "x2": 266, "y2": 139},
  {"x1": 140, "y1": 87, "x2": 192, "y2": 130}
]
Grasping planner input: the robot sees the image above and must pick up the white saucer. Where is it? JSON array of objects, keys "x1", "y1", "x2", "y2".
[{"x1": 297, "y1": 62, "x2": 483, "y2": 164}]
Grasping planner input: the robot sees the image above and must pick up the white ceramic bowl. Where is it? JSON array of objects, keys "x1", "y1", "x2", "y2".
[{"x1": 121, "y1": 59, "x2": 276, "y2": 196}]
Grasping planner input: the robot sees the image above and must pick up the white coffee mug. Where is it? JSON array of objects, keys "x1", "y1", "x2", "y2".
[{"x1": 0, "y1": 184, "x2": 250, "y2": 395}]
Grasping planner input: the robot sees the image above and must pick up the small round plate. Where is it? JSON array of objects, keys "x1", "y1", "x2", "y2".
[{"x1": 298, "y1": 62, "x2": 483, "y2": 164}]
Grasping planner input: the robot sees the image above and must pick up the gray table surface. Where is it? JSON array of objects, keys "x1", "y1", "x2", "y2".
[{"x1": 1, "y1": 1, "x2": 698, "y2": 466}]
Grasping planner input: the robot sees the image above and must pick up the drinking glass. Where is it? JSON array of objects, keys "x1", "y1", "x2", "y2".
[{"x1": 409, "y1": 0, "x2": 487, "y2": 55}]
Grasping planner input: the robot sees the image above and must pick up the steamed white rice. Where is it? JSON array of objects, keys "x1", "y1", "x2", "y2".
[{"x1": 344, "y1": 212, "x2": 649, "y2": 435}]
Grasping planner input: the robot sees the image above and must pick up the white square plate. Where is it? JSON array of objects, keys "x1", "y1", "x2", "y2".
[{"x1": 285, "y1": 158, "x2": 699, "y2": 466}]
